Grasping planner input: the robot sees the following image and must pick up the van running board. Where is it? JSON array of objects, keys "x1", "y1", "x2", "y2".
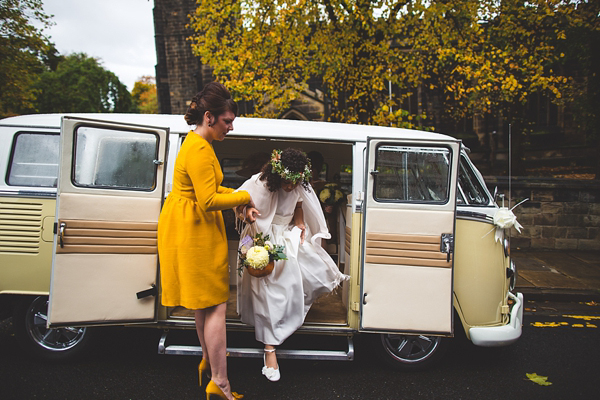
[{"x1": 158, "y1": 331, "x2": 354, "y2": 361}]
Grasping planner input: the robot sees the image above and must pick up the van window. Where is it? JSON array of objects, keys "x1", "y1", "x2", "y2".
[
  {"x1": 374, "y1": 145, "x2": 450, "y2": 203},
  {"x1": 73, "y1": 127, "x2": 158, "y2": 190},
  {"x1": 457, "y1": 155, "x2": 490, "y2": 205},
  {"x1": 7, "y1": 132, "x2": 59, "y2": 187}
]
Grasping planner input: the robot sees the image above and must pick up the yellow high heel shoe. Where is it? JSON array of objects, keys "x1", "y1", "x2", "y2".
[
  {"x1": 198, "y1": 358, "x2": 211, "y2": 386},
  {"x1": 205, "y1": 380, "x2": 244, "y2": 400}
]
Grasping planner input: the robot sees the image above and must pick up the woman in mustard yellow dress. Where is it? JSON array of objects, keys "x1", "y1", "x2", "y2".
[{"x1": 158, "y1": 82, "x2": 256, "y2": 400}]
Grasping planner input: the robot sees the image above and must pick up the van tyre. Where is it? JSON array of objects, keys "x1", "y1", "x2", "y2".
[
  {"x1": 370, "y1": 333, "x2": 448, "y2": 371},
  {"x1": 13, "y1": 296, "x2": 92, "y2": 360}
]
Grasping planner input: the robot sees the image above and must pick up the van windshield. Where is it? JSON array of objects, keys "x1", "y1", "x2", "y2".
[{"x1": 457, "y1": 155, "x2": 490, "y2": 205}]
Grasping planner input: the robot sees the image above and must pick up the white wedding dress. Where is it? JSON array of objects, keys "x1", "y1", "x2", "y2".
[{"x1": 236, "y1": 174, "x2": 349, "y2": 345}]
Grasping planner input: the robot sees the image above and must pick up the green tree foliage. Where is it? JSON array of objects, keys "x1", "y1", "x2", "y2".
[
  {"x1": 0, "y1": 0, "x2": 53, "y2": 117},
  {"x1": 188, "y1": 0, "x2": 596, "y2": 133},
  {"x1": 132, "y1": 76, "x2": 158, "y2": 114},
  {"x1": 35, "y1": 53, "x2": 134, "y2": 113}
]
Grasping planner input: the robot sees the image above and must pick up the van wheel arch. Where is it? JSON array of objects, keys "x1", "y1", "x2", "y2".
[{"x1": 12, "y1": 295, "x2": 93, "y2": 360}]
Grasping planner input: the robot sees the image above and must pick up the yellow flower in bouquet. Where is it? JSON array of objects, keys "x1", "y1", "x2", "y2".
[
  {"x1": 318, "y1": 183, "x2": 345, "y2": 206},
  {"x1": 245, "y1": 246, "x2": 270, "y2": 269},
  {"x1": 319, "y1": 188, "x2": 331, "y2": 204}
]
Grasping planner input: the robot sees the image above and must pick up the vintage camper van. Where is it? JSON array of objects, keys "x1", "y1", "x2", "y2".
[{"x1": 0, "y1": 113, "x2": 522, "y2": 369}]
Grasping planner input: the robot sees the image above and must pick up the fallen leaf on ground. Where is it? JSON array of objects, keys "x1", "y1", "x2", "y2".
[
  {"x1": 531, "y1": 321, "x2": 569, "y2": 328},
  {"x1": 526, "y1": 373, "x2": 552, "y2": 386},
  {"x1": 563, "y1": 315, "x2": 600, "y2": 321}
]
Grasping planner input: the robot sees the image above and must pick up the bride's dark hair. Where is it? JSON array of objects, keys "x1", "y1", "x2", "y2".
[{"x1": 260, "y1": 148, "x2": 311, "y2": 192}]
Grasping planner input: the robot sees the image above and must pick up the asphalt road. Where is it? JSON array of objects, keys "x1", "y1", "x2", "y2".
[{"x1": 0, "y1": 299, "x2": 598, "y2": 400}]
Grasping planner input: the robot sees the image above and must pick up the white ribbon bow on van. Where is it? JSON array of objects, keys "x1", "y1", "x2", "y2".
[{"x1": 484, "y1": 198, "x2": 528, "y2": 242}]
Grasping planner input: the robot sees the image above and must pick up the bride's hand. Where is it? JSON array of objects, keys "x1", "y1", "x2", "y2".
[
  {"x1": 245, "y1": 207, "x2": 260, "y2": 223},
  {"x1": 296, "y1": 223, "x2": 306, "y2": 244}
]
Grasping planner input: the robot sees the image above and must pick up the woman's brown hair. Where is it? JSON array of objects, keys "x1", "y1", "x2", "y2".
[{"x1": 184, "y1": 81, "x2": 238, "y2": 126}]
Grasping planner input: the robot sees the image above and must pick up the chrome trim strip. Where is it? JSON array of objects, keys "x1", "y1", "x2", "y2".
[
  {"x1": 160, "y1": 318, "x2": 354, "y2": 334},
  {"x1": 0, "y1": 190, "x2": 56, "y2": 198},
  {"x1": 456, "y1": 210, "x2": 492, "y2": 222}
]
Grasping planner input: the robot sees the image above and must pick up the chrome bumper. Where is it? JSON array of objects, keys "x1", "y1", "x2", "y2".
[{"x1": 469, "y1": 292, "x2": 523, "y2": 347}]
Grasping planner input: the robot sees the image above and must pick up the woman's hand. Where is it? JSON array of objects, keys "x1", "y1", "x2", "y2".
[
  {"x1": 245, "y1": 206, "x2": 260, "y2": 223},
  {"x1": 234, "y1": 204, "x2": 246, "y2": 220},
  {"x1": 235, "y1": 197, "x2": 259, "y2": 223},
  {"x1": 293, "y1": 201, "x2": 305, "y2": 243},
  {"x1": 296, "y1": 222, "x2": 306, "y2": 244}
]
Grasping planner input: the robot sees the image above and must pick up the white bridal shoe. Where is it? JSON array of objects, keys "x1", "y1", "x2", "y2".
[{"x1": 262, "y1": 348, "x2": 280, "y2": 382}]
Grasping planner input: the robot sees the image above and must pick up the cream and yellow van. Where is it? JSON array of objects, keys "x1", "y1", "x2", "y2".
[{"x1": 0, "y1": 114, "x2": 522, "y2": 369}]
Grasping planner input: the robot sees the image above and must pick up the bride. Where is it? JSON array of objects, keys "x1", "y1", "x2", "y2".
[{"x1": 235, "y1": 148, "x2": 349, "y2": 382}]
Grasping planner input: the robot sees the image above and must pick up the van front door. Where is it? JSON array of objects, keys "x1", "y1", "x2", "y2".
[
  {"x1": 48, "y1": 117, "x2": 168, "y2": 327},
  {"x1": 361, "y1": 138, "x2": 460, "y2": 335}
]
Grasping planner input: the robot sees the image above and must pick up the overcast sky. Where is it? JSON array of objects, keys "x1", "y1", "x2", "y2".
[{"x1": 39, "y1": 0, "x2": 157, "y2": 91}]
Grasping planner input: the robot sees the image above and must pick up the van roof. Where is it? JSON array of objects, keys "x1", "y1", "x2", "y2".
[{"x1": 0, "y1": 113, "x2": 457, "y2": 143}]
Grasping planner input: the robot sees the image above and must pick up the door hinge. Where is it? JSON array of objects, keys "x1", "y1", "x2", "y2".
[
  {"x1": 351, "y1": 302, "x2": 360, "y2": 312},
  {"x1": 501, "y1": 305, "x2": 510, "y2": 315}
]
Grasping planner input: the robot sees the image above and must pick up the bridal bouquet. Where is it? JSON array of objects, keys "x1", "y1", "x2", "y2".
[
  {"x1": 238, "y1": 232, "x2": 287, "y2": 277},
  {"x1": 318, "y1": 183, "x2": 345, "y2": 207}
]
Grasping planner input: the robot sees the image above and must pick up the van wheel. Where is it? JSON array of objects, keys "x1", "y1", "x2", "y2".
[
  {"x1": 13, "y1": 296, "x2": 92, "y2": 360},
  {"x1": 370, "y1": 333, "x2": 448, "y2": 371}
]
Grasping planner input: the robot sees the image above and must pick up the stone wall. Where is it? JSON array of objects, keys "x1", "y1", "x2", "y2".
[
  {"x1": 154, "y1": 0, "x2": 208, "y2": 114},
  {"x1": 485, "y1": 177, "x2": 600, "y2": 251}
]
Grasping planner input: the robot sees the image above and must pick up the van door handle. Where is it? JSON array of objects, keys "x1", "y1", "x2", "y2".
[
  {"x1": 440, "y1": 233, "x2": 453, "y2": 262},
  {"x1": 59, "y1": 222, "x2": 66, "y2": 248},
  {"x1": 136, "y1": 284, "x2": 157, "y2": 299}
]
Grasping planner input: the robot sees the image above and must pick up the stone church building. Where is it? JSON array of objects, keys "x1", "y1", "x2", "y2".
[{"x1": 152, "y1": 0, "x2": 325, "y2": 120}]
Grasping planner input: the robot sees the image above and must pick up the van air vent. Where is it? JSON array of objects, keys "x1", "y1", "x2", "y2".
[{"x1": 0, "y1": 201, "x2": 42, "y2": 254}]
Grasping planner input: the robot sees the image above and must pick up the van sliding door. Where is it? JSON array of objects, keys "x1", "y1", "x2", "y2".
[
  {"x1": 48, "y1": 117, "x2": 168, "y2": 327},
  {"x1": 360, "y1": 138, "x2": 459, "y2": 335}
]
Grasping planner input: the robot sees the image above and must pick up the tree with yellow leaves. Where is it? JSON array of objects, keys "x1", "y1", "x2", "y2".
[
  {"x1": 189, "y1": 0, "x2": 432, "y2": 128},
  {"x1": 188, "y1": 0, "x2": 597, "y2": 156},
  {"x1": 132, "y1": 76, "x2": 158, "y2": 114}
]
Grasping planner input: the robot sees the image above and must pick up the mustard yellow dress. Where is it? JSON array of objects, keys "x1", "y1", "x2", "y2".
[{"x1": 157, "y1": 132, "x2": 250, "y2": 309}]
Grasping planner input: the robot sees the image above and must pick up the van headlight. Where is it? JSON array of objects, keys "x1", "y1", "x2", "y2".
[{"x1": 507, "y1": 260, "x2": 517, "y2": 292}]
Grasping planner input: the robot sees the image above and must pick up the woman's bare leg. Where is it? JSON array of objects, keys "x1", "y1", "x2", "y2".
[
  {"x1": 194, "y1": 309, "x2": 209, "y2": 365},
  {"x1": 201, "y1": 303, "x2": 233, "y2": 399}
]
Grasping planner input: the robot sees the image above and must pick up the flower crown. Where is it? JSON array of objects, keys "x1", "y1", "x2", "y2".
[{"x1": 269, "y1": 149, "x2": 312, "y2": 184}]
